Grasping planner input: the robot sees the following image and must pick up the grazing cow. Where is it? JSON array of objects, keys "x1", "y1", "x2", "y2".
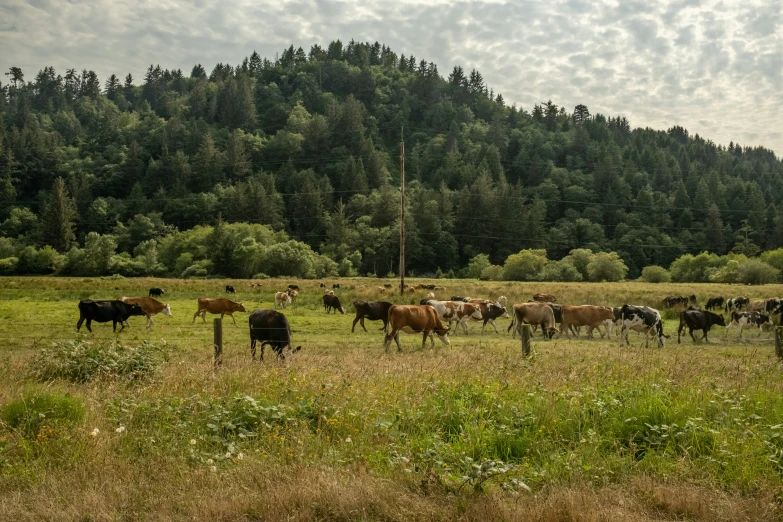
[
  {"x1": 450, "y1": 296, "x2": 470, "y2": 302},
  {"x1": 248, "y1": 310, "x2": 301, "y2": 360},
  {"x1": 467, "y1": 299, "x2": 509, "y2": 334},
  {"x1": 407, "y1": 287, "x2": 416, "y2": 294},
  {"x1": 560, "y1": 306, "x2": 615, "y2": 339},
  {"x1": 663, "y1": 295, "x2": 691, "y2": 308},
  {"x1": 193, "y1": 298, "x2": 246, "y2": 325},
  {"x1": 378, "y1": 286, "x2": 386, "y2": 292},
  {"x1": 509, "y1": 302, "x2": 564, "y2": 337},
  {"x1": 383, "y1": 283, "x2": 392, "y2": 288},
  {"x1": 148, "y1": 287, "x2": 164, "y2": 297},
  {"x1": 323, "y1": 294, "x2": 345, "y2": 314},
  {"x1": 725, "y1": 296, "x2": 749, "y2": 313},
  {"x1": 677, "y1": 309, "x2": 726, "y2": 343},
  {"x1": 319, "y1": 282, "x2": 325, "y2": 288},
  {"x1": 423, "y1": 300, "x2": 482, "y2": 335},
  {"x1": 384, "y1": 305, "x2": 450, "y2": 352},
  {"x1": 250, "y1": 283, "x2": 263, "y2": 288},
  {"x1": 512, "y1": 302, "x2": 558, "y2": 339},
  {"x1": 77, "y1": 300, "x2": 145, "y2": 333},
  {"x1": 119, "y1": 296, "x2": 172, "y2": 329},
  {"x1": 275, "y1": 291, "x2": 292, "y2": 309},
  {"x1": 726, "y1": 311, "x2": 772, "y2": 339},
  {"x1": 287, "y1": 284, "x2": 300, "y2": 291},
  {"x1": 532, "y1": 293, "x2": 557, "y2": 303},
  {"x1": 426, "y1": 292, "x2": 435, "y2": 299},
  {"x1": 352, "y1": 301, "x2": 393, "y2": 333},
  {"x1": 323, "y1": 289, "x2": 335, "y2": 296},
  {"x1": 226, "y1": 285, "x2": 236, "y2": 294},
  {"x1": 705, "y1": 296, "x2": 724, "y2": 311},
  {"x1": 419, "y1": 284, "x2": 436, "y2": 290},
  {"x1": 286, "y1": 289, "x2": 299, "y2": 302},
  {"x1": 333, "y1": 283, "x2": 341, "y2": 289},
  {"x1": 620, "y1": 305, "x2": 667, "y2": 348}
]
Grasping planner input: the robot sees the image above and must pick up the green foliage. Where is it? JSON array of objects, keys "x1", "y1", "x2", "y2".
[
  {"x1": 0, "y1": 256, "x2": 19, "y2": 275},
  {"x1": 669, "y1": 252, "x2": 721, "y2": 282},
  {"x1": 479, "y1": 264, "x2": 503, "y2": 281},
  {"x1": 709, "y1": 260, "x2": 741, "y2": 283},
  {"x1": 586, "y1": 252, "x2": 628, "y2": 282},
  {"x1": 562, "y1": 249, "x2": 595, "y2": 280},
  {"x1": 539, "y1": 259, "x2": 582, "y2": 282},
  {"x1": 1, "y1": 393, "x2": 85, "y2": 438},
  {"x1": 502, "y1": 249, "x2": 547, "y2": 281},
  {"x1": 467, "y1": 254, "x2": 491, "y2": 279},
  {"x1": 30, "y1": 339, "x2": 168, "y2": 383},
  {"x1": 640, "y1": 265, "x2": 671, "y2": 283},
  {"x1": 737, "y1": 259, "x2": 780, "y2": 285},
  {"x1": 760, "y1": 249, "x2": 783, "y2": 280}
]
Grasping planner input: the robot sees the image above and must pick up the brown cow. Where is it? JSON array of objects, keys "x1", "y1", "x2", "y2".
[
  {"x1": 560, "y1": 305, "x2": 615, "y2": 339},
  {"x1": 192, "y1": 298, "x2": 246, "y2": 325},
  {"x1": 532, "y1": 293, "x2": 557, "y2": 302},
  {"x1": 512, "y1": 302, "x2": 558, "y2": 339},
  {"x1": 119, "y1": 296, "x2": 172, "y2": 329},
  {"x1": 384, "y1": 305, "x2": 451, "y2": 352}
]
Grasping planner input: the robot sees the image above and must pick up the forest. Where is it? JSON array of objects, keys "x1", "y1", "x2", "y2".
[{"x1": 1, "y1": 40, "x2": 782, "y2": 280}]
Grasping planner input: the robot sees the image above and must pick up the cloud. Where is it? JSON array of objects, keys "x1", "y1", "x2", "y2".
[{"x1": 0, "y1": 0, "x2": 781, "y2": 154}]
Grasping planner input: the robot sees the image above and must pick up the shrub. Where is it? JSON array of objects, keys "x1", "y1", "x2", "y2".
[
  {"x1": 1, "y1": 393, "x2": 84, "y2": 438},
  {"x1": 760, "y1": 249, "x2": 783, "y2": 280},
  {"x1": 502, "y1": 249, "x2": 547, "y2": 281},
  {"x1": 669, "y1": 252, "x2": 721, "y2": 282},
  {"x1": 467, "y1": 254, "x2": 491, "y2": 279},
  {"x1": 709, "y1": 260, "x2": 740, "y2": 283},
  {"x1": 737, "y1": 259, "x2": 780, "y2": 285},
  {"x1": 479, "y1": 265, "x2": 503, "y2": 281},
  {"x1": 640, "y1": 265, "x2": 671, "y2": 283},
  {"x1": 562, "y1": 248, "x2": 595, "y2": 280},
  {"x1": 0, "y1": 256, "x2": 18, "y2": 275},
  {"x1": 31, "y1": 339, "x2": 167, "y2": 383},
  {"x1": 540, "y1": 260, "x2": 582, "y2": 282},
  {"x1": 586, "y1": 252, "x2": 628, "y2": 282}
]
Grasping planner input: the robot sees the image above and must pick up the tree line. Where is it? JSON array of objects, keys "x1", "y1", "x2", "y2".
[{"x1": 1, "y1": 40, "x2": 782, "y2": 279}]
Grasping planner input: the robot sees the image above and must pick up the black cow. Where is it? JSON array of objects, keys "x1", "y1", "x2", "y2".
[
  {"x1": 705, "y1": 296, "x2": 724, "y2": 311},
  {"x1": 76, "y1": 300, "x2": 145, "y2": 333},
  {"x1": 148, "y1": 287, "x2": 164, "y2": 297},
  {"x1": 332, "y1": 283, "x2": 341, "y2": 289},
  {"x1": 419, "y1": 284, "x2": 436, "y2": 290},
  {"x1": 419, "y1": 299, "x2": 433, "y2": 305},
  {"x1": 248, "y1": 309, "x2": 301, "y2": 360},
  {"x1": 323, "y1": 294, "x2": 345, "y2": 314},
  {"x1": 677, "y1": 309, "x2": 726, "y2": 343},
  {"x1": 450, "y1": 296, "x2": 470, "y2": 302},
  {"x1": 352, "y1": 301, "x2": 393, "y2": 333},
  {"x1": 725, "y1": 296, "x2": 749, "y2": 313},
  {"x1": 287, "y1": 284, "x2": 300, "y2": 291},
  {"x1": 620, "y1": 305, "x2": 668, "y2": 347},
  {"x1": 226, "y1": 285, "x2": 236, "y2": 294}
]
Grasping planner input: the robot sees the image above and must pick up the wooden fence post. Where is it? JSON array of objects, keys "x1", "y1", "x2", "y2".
[
  {"x1": 776, "y1": 327, "x2": 783, "y2": 360},
  {"x1": 521, "y1": 324, "x2": 532, "y2": 358},
  {"x1": 213, "y1": 318, "x2": 223, "y2": 367}
]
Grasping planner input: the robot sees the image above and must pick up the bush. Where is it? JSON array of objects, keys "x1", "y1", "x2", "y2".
[
  {"x1": 0, "y1": 256, "x2": 18, "y2": 275},
  {"x1": 669, "y1": 252, "x2": 721, "y2": 282},
  {"x1": 502, "y1": 249, "x2": 547, "y2": 281},
  {"x1": 1, "y1": 393, "x2": 85, "y2": 438},
  {"x1": 540, "y1": 260, "x2": 582, "y2": 282},
  {"x1": 709, "y1": 260, "x2": 740, "y2": 283},
  {"x1": 640, "y1": 265, "x2": 671, "y2": 283},
  {"x1": 760, "y1": 249, "x2": 783, "y2": 280},
  {"x1": 586, "y1": 252, "x2": 628, "y2": 282},
  {"x1": 31, "y1": 339, "x2": 168, "y2": 383},
  {"x1": 737, "y1": 260, "x2": 780, "y2": 285},
  {"x1": 479, "y1": 265, "x2": 504, "y2": 281},
  {"x1": 467, "y1": 254, "x2": 491, "y2": 279},
  {"x1": 338, "y1": 258, "x2": 357, "y2": 277},
  {"x1": 562, "y1": 249, "x2": 595, "y2": 280}
]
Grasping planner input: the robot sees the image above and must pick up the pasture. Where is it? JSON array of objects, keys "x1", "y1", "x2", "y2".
[{"x1": 1, "y1": 276, "x2": 783, "y2": 521}]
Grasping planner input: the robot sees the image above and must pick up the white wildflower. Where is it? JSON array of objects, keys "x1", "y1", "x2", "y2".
[
  {"x1": 90, "y1": 428, "x2": 100, "y2": 437},
  {"x1": 190, "y1": 439, "x2": 197, "y2": 445},
  {"x1": 237, "y1": 452, "x2": 244, "y2": 460},
  {"x1": 210, "y1": 466, "x2": 217, "y2": 473},
  {"x1": 206, "y1": 459, "x2": 213, "y2": 464},
  {"x1": 345, "y1": 437, "x2": 352, "y2": 443},
  {"x1": 115, "y1": 426, "x2": 126, "y2": 433}
]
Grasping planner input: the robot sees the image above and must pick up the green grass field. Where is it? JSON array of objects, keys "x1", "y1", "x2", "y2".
[{"x1": 1, "y1": 276, "x2": 783, "y2": 521}]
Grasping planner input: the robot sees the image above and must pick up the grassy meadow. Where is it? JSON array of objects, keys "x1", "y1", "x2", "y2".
[{"x1": 1, "y1": 276, "x2": 783, "y2": 521}]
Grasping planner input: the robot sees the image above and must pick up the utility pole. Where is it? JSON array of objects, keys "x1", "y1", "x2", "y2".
[{"x1": 399, "y1": 127, "x2": 405, "y2": 296}]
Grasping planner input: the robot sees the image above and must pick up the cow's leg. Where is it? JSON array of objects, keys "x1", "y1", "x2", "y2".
[
  {"x1": 461, "y1": 320, "x2": 469, "y2": 335},
  {"x1": 229, "y1": 313, "x2": 237, "y2": 326},
  {"x1": 146, "y1": 316, "x2": 153, "y2": 329},
  {"x1": 77, "y1": 315, "x2": 85, "y2": 332},
  {"x1": 677, "y1": 321, "x2": 684, "y2": 344},
  {"x1": 703, "y1": 329, "x2": 709, "y2": 343},
  {"x1": 490, "y1": 319, "x2": 499, "y2": 334},
  {"x1": 422, "y1": 331, "x2": 429, "y2": 349},
  {"x1": 192, "y1": 310, "x2": 199, "y2": 323}
]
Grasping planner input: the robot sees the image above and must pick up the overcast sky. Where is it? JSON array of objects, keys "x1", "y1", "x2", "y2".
[{"x1": 1, "y1": 0, "x2": 781, "y2": 155}]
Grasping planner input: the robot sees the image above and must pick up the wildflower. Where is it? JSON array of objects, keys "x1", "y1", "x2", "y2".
[
  {"x1": 237, "y1": 452, "x2": 244, "y2": 460},
  {"x1": 225, "y1": 451, "x2": 232, "y2": 459},
  {"x1": 345, "y1": 437, "x2": 352, "y2": 443},
  {"x1": 190, "y1": 439, "x2": 197, "y2": 445},
  {"x1": 115, "y1": 426, "x2": 126, "y2": 433},
  {"x1": 206, "y1": 459, "x2": 214, "y2": 464},
  {"x1": 160, "y1": 338, "x2": 167, "y2": 345},
  {"x1": 90, "y1": 428, "x2": 100, "y2": 437},
  {"x1": 210, "y1": 466, "x2": 217, "y2": 473}
]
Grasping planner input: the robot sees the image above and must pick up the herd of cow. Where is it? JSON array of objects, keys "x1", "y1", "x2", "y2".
[{"x1": 72, "y1": 286, "x2": 783, "y2": 360}]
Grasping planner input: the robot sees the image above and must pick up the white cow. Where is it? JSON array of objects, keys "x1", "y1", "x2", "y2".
[{"x1": 423, "y1": 300, "x2": 483, "y2": 335}]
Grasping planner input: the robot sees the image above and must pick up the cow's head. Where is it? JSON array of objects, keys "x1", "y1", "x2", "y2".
[
  {"x1": 655, "y1": 321, "x2": 669, "y2": 347},
  {"x1": 129, "y1": 303, "x2": 146, "y2": 317},
  {"x1": 545, "y1": 326, "x2": 559, "y2": 340},
  {"x1": 468, "y1": 306, "x2": 483, "y2": 320},
  {"x1": 238, "y1": 303, "x2": 246, "y2": 312},
  {"x1": 710, "y1": 312, "x2": 726, "y2": 327},
  {"x1": 163, "y1": 304, "x2": 172, "y2": 317},
  {"x1": 339, "y1": 306, "x2": 346, "y2": 314}
]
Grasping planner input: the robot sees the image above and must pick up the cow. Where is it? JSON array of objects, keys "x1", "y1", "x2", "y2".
[
  {"x1": 426, "y1": 292, "x2": 436, "y2": 299},
  {"x1": 619, "y1": 305, "x2": 667, "y2": 348},
  {"x1": 725, "y1": 296, "x2": 749, "y2": 313},
  {"x1": 333, "y1": 283, "x2": 341, "y2": 289},
  {"x1": 323, "y1": 294, "x2": 345, "y2": 314},
  {"x1": 726, "y1": 311, "x2": 772, "y2": 339},
  {"x1": 509, "y1": 302, "x2": 566, "y2": 337},
  {"x1": 497, "y1": 296, "x2": 508, "y2": 308},
  {"x1": 560, "y1": 305, "x2": 615, "y2": 339},
  {"x1": 378, "y1": 286, "x2": 386, "y2": 292},
  {"x1": 287, "y1": 284, "x2": 300, "y2": 291},
  {"x1": 148, "y1": 287, "x2": 164, "y2": 297},
  {"x1": 323, "y1": 289, "x2": 335, "y2": 296},
  {"x1": 225, "y1": 285, "x2": 236, "y2": 294},
  {"x1": 450, "y1": 296, "x2": 470, "y2": 302},
  {"x1": 352, "y1": 301, "x2": 393, "y2": 333},
  {"x1": 118, "y1": 296, "x2": 172, "y2": 329},
  {"x1": 250, "y1": 283, "x2": 263, "y2": 288},
  {"x1": 419, "y1": 284, "x2": 437, "y2": 290},
  {"x1": 532, "y1": 293, "x2": 556, "y2": 303},
  {"x1": 77, "y1": 300, "x2": 146, "y2": 333},
  {"x1": 512, "y1": 302, "x2": 558, "y2": 339},
  {"x1": 383, "y1": 283, "x2": 393, "y2": 288},
  {"x1": 384, "y1": 305, "x2": 451, "y2": 352},
  {"x1": 319, "y1": 282, "x2": 325, "y2": 288},
  {"x1": 677, "y1": 309, "x2": 726, "y2": 343},
  {"x1": 423, "y1": 300, "x2": 482, "y2": 335},
  {"x1": 286, "y1": 288, "x2": 299, "y2": 302},
  {"x1": 467, "y1": 299, "x2": 509, "y2": 334},
  {"x1": 248, "y1": 310, "x2": 301, "y2": 360},
  {"x1": 192, "y1": 298, "x2": 246, "y2": 325},
  {"x1": 748, "y1": 298, "x2": 782, "y2": 314},
  {"x1": 275, "y1": 291, "x2": 292, "y2": 309},
  {"x1": 705, "y1": 296, "x2": 724, "y2": 311}
]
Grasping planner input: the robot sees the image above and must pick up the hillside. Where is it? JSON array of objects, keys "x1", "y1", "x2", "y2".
[{"x1": 1, "y1": 40, "x2": 782, "y2": 278}]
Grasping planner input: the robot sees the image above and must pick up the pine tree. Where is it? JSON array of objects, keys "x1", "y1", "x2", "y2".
[
  {"x1": 703, "y1": 203, "x2": 724, "y2": 254},
  {"x1": 40, "y1": 177, "x2": 78, "y2": 252}
]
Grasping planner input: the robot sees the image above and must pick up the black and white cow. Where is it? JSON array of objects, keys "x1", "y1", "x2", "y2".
[
  {"x1": 725, "y1": 296, "x2": 749, "y2": 313},
  {"x1": 705, "y1": 296, "x2": 724, "y2": 311},
  {"x1": 76, "y1": 299, "x2": 146, "y2": 333},
  {"x1": 619, "y1": 305, "x2": 668, "y2": 348},
  {"x1": 726, "y1": 311, "x2": 772, "y2": 339},
  {"x1": 677, "y1": 309, "x2": 726, "y2": 343},
  {"x1": 249, "y1": 309, "x2": 301, "y2": 360},
  {"x1": 225, "y1": 285, "x2": 236, "y2": 294}
]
